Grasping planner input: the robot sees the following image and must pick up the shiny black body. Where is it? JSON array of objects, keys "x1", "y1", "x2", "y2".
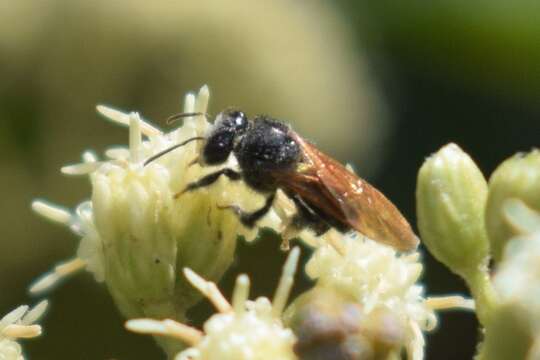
[
  {"x1": 181, "y1": 109, "x2": 338, "y2": 235},
  {"x1": 235, "y1": 117, "x2": 301, "y2": 193}
]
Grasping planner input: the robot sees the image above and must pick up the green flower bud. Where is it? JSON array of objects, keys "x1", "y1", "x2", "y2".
[
  {"x1": 416, "y1": 143, "x2": 490, "y2": 277},
  {"x1": 480, "y1": 231, "x2": 540, "y2": 360},
  {"x1": 485, "y1": 149, "x2": 540, "y2": 261}
]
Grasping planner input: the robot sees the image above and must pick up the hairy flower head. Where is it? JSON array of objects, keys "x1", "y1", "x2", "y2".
[
  {"x1": 127, "y1": 247, "x2": 301, "y2": 360},
  {"x1": 291, "y1": 233, "x2": 472, "y2": 360},
  {"x1": 30, "y1": 86, "x2": 290, "y2": 354},
  {"x1": 0, "y1": 301, "x2": 48, "y2": 360}
]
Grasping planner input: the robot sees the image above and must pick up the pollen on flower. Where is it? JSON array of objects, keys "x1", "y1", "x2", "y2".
[
  {"x1": 0, "y1": 301, "x2": 48, "y2": 360},
  {"x1": 304, "y1": 234, "x2": 471, "y2": 360},
  {"x1": 30, "y1": 86, "x2": 294, "y2": 336},
  {"x1": 126, "y1": 247, "x2": 301, "y2": 360}
]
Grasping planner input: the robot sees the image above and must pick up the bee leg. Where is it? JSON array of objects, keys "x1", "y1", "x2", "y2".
[
  {"x1": 175, "y1": 168, "x2": 242, "y2": 198},
  {"x1": 279, "y1": 222, "x2": 301, "y2": 251},
  {"x1": 290, "y1": 195, "x2": 331, "y2": 236},
  {"x1": 218, "y1": 193, "x2": 276, "y2": 228}
]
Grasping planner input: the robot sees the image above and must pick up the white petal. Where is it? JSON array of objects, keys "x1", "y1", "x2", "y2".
[
  {"x1": 129, "y1": 112, "x2": 143, "y2": 163},
  {"x1": 272, "y1": 246, "x2": 300, "y2": 316},
  {"x1": 105, "y1": 147, "x2": 130, "y2": 160},
  {"x1": 96, "y1": 105, "x2": 161, "y2": 137},
  {"x1": 21, "y1": 301, "x2": 49, "y2": 325},
  {"x1": 61, "y1": 162, "x2": 103, "y2": 175},
  {"x1": 2, "y1": 324, "x2": 42, "y2": 339},
  {"x1": 232, "y1": 275, "x2": 250, "y2": 315},
  {"x1": 0, "y1": 306, "x2": 28, "y2": 328},
  {"x1": 183, "y1": 268, "x2": 231, "y2": 313},
  {"x1": 31, "y1": 200, "x2": 72, "y2": 225}
]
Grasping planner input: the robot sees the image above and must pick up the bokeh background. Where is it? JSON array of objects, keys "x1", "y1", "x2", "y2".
[{"x1": 1, "y1": 1, "x2": 539, "y2": 359}]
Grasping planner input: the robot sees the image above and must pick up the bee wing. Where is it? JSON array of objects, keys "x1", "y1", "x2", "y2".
[
  {"x1": 276, "y1": 170, "x2": 351, "y2": 228},
  {"x1": 290, "y1": 132, "x2": 419, "y2": 251}
]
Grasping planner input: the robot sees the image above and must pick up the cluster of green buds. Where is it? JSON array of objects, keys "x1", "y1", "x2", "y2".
[{"x1": 416, "y1": 143, "x2": 540, "y2": 357}]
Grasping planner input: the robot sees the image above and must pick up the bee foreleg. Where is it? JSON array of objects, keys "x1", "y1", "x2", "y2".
[
  {"x1": 176, "y1": 168, "x2": 242, "y2": 198},
  {"x1": 218, "y1": 193, "x2": 276, "y2": 227}
]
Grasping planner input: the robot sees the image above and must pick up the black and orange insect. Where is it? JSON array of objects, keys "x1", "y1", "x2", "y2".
[{"x1": 145, "y1": 109, "x2": 419, "y2": 251}]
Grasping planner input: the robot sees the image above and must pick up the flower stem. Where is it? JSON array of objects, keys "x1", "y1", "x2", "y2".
[{"x1": 463, "y1": 268, "x2": 498, "y2": 327}]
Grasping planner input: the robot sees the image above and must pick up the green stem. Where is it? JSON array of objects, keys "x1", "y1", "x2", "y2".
[{"x1": 463, "y1": 268, "x2": 498, "y2": 327}]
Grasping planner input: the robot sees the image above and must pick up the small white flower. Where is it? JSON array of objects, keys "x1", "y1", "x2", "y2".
[
  {"x1": 30, "y1": 86, "x2": 291, "y2": 327},
  {"x1": 305, "y1": 233, "x2": 472, "y2": 360},
  {"x1": 0, "y1": 301, "x2": 48, "y2": 360},
  {"x1": 126, "y1": 247, "x2": 301, "y2": 360}
]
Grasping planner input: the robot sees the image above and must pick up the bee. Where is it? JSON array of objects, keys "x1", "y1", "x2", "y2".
[{"x1": 145, "y1": 109, "x2": 419, "y2": 251}]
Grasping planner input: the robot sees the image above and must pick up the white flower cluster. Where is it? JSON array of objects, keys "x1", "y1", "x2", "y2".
[
  {"x1": 306, "y1": 234, "x2": 470, "y2": 360},
  {"x1": 127, "y1": 248, "x2": 300, "y2": 360},
  {"x1": 31, "y1": 86, "x2": 288, "y2": 322},
  {"x1": 0, "y1": 301, "x2": 48, "y2": 360}
]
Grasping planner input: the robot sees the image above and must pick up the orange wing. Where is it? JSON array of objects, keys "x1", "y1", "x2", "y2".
[{"x1": 278, "y1": 132, "x2": 419, "y2": 251}]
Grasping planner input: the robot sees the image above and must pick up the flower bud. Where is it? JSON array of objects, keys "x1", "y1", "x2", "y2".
[
  {"x1": 416, "y1": 143, "x2": 490, "y2": 277},
  {"x1": 480, "y1": 231, "x2": 540, "y2": 360},
  {"x1": 485, "y1": 149, "x2": 540, "y2": 261}
]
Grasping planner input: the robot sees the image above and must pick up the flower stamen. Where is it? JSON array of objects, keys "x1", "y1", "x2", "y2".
[
  {"x1": 29, "y1": 257, "x2": 87, "y2": 294},
  {"x1": 126, "y1": 319, "x2": 203, "y2": 346},
  {"x1": 96, "y1": 105, "x2": 162, "y2": 137},
  {"x1": 183, "y1": 268, "x2": 232, "y2": 314},
  {"x1": 272, "y1": 246, "x2": 300, "y2": 317},
  {"x1": 426, "y1": 296, "x2": 475, "y2": 311},
  {"x1": 31, "y1": 200, "x2": 72, "y2": 225},
  {"x1": 129, "y1": 112, "x2": 143, "y2": 163}
]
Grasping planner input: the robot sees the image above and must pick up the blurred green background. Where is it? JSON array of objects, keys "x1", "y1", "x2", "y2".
[{"x1": 1, "y1": 1, "x2": 539, "y2": 359}]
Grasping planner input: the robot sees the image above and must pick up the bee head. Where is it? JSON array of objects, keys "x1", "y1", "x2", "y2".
[{"x1": 203, "y1": 109, "x2": 250, "y2": 165}]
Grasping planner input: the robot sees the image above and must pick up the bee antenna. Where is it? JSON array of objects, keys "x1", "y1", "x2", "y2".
[
  {"x1": 166, "y1": 112, "x2": 211, "y2": 125},
  {"x1": 143, "y1": 137, "x2": 205, "y2": 166}
]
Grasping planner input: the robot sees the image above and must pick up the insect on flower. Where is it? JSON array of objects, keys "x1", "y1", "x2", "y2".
[{"x1": 145, "y1": 109, "x2": 419, "y2": 251}]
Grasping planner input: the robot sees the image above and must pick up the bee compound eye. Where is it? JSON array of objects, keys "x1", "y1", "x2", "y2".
[{"x1": 220, "y1": 109, "x2": 248, "y2": 131}]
